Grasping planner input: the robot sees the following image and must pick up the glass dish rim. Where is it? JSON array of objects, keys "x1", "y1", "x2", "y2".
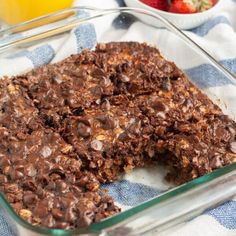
[{"x1": 1, "y1": 6, "x2": 236, "y2": 235}]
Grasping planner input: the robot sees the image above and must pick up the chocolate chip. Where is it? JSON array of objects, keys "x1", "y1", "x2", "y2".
[
  {"x1": 91, "y1": 68, "x2": 106, "y2": 79},
  {"x1": 97, "y1": 115, "x2": 116, "y2": 130},
  {"x1": 109, "y1": 94, "x2": 129, "y2": 105},
  {"x1": 65, "y1": 208, "x2": 77, "y2": 222},
  {"x1": 215, "y1": 127, "x2": 231, "y2": 142},
  {"x1": 127, "y1": 120, "x2": 141, "y2": 135},
  {"x1": 95, "y1": 99, "x2": 101, "y2": 105},
  {"x1": 22, "y1": 180, "x2": 37, "y2": 192},
  {"x1": 0, "y1": 157, "x2": 11, "y2": 168},
  {"x1": 54, "y1": 222, "x2": 70, "y2": 229},
  {"x1": 52, "y1": 208, "x2": 63, "y2": 220},
  {"x1": 36, "y1": 186, "x2": 45, "y2": 198},
  {"x1": 50, "y1": 173, "x2": 61, "y2": 181},
  {"x1": 116, "y1": 62, "x2": 131, "y2": 73},
  {"x1": 100, "y1": 77, "x2": 111, "y2": 87},
  {"x1": 118, "y1": 131, "x2": 129, "y2": 141},
  {"x1": 78, "y1": 211, "x2": 94, "y2": 227},
  {"x1": 46, "y1": 181, "x2": 56, "y2": 191},
  {"x1": 52, "y1": 75, "x2": 63, "y2": 84},
  {"x1": 25, "y1": 164, "x2": 37, "y2": 177},
  {"x1": 77, "y1": 173, "x2": 100, "y2": 191},
  {"x1": 147, "y1": 146, "x2": 155, "y2": 158},
  {"x1": 70, "y1": 185, "x2": 83, "y2": 195},
  {"x1": 150, "y1": 99, "x2": 167, "y2": 112},
  {"x1": 2, "y1": 166, "x2": 13, "y2": 176},
  {"x1": 34, "y1": 204, "x2": 49, "y2": 218},
  {"x1": 128, "y1": 83, "x2": 139, "y2": 93},
  {"x1": 161, "y1": 62, "x2": 174, "y2": 74},
  {"x1": 15, "y1": 164, "x2": 25, "y2": 172},
  {"x1": 23, "y1": 193, "x2": 38, "y2": 205},
  {"x1": 38, "y1": 175, "x2": 50, "y2": 187},
  {"x1": 209, "y1": 155, "x2": 222, "y2": 169},
  {"x1": 10, "y1": 170, "x2": 24, "y2": 180},
  {"x1": 42, "y1": 215, "x2": 55, "y2": 228},
  {"x1": 61, "y1": 196, "x2": 75, "y2": 209},
  {"x1": 0, "y1": 175, "x2": 8, "y2": 184},
  {"x1": 16, "y1": 132, "x2": 27, "y2": 140},
  {"x1": 77, "y1": 122, "x2": 91, "y2": 138},
  {"x1": 49, "y1": 167, "x2": 65, "y2": 178},
  {"x1": 90, "y1": 86, "x2": 103, "y2": 96},
  {"x1": 55, "y1": 180, "x2": 68, "y2": 193},
  {"x1": 67, "y1": 69, "x2": 83, "y2": 78},
  {"x1": 119, "y1": 74, "x2": 130, "y2": 83},
  {"x1": 72, "y1": 107, "x2": 84, "y2": 116},
  {"x1": 162, "y1": 78, "x2": 172, "y2": 91},
  {"x1": 101, "y1": 99, "x2": 111, "y2": 111},
  {"x1": 227, "y1": 126, "x2": 236, "y2": 140}
]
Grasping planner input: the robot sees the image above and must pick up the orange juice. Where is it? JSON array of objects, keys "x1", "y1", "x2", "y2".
[{"x1": 0, "y1": 0, "x2": 74, "y2": 25}]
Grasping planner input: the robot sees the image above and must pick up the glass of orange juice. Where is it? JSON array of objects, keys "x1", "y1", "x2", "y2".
[{"x1": 0, "y1": 0, "x2": 74, "y2": 25}]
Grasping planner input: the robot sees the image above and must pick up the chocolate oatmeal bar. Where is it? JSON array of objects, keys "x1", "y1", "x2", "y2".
[
  {"x1": 0, "y1": 126, "x2": 119, "y2": 229},
  {"x1": 0, "y1": 42, "x2": 236, "y2": 229}
]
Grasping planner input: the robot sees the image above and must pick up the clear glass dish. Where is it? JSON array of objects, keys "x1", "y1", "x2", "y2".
[{"x1": 0, "y1": 6, "x2": 236, "y2": 236}]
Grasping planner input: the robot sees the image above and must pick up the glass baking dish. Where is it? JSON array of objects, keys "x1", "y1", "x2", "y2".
[{"x1": 0, "y1": 6, "x2": 236, "y2": 236}]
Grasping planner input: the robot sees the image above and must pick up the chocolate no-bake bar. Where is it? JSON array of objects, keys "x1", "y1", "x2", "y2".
[
  {"x1": 0, "y1": 126, "x2": 119, "y2": 229},
  {"x1": 0, "y1": 42, "x2": 236, "y2": 229}
]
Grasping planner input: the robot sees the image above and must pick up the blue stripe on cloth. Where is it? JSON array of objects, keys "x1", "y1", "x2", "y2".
[
  {"x1": 74, "y1": 23, "x2": 97, "y2": 53},
  {"x1": 7, "y1": 44, "x2": 55, "y2": 68},
  {"x1": 185, "y1": 58, "x2": 236, "y2": 88},
  {"x1": 73, "y1": 9, "x2": 97, "y2": 52},
  {"x1": 0, "y1": 214, "x2": 15, "y2": 236},
  {"x1": 189, "y1": 16, "x2": 231, "y2": 37},
  {"x1": 112, "y1": 13, "x2": 137, "y2": 29},
  {"x1": 25, "y1": 45, "x2": 55, "y2": 67},
  {"x1": 116, "y1": 0, "x2": 126, "y2": 6},
  {"x1": 102, "y1": 179, "x2": 162, "y2": 206},
  {"x1": 205, "y1": 200, "x2": 236, "y2": 229}
]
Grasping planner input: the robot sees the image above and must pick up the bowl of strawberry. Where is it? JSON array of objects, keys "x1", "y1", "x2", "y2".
[{"x1": 124, "y1": 0, "x2": 222, "y2": 29}]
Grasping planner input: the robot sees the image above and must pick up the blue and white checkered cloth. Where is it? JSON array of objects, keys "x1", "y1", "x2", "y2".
[{"x1": 1, "y1": 0, "x2": 236, "y2": 235}]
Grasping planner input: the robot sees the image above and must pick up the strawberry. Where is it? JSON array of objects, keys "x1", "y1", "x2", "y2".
[
  {"x1": 169, "y1": 0, "x2": 198, "y2": 14},
  {"x1": 140, "y1": 0, "x2": 169, "y2": 11}
]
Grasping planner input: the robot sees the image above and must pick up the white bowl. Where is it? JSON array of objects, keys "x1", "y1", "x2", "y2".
[{"x1": 124, "y1": 0, "x2": 223, "y2": 30}]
